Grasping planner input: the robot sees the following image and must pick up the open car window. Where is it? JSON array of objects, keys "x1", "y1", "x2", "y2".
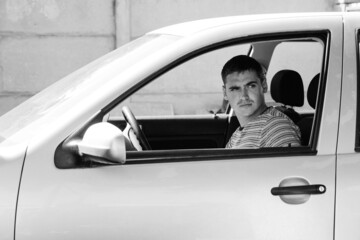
[{"x1": 106, "y1": 34, "x2": 326, "y2": 156}]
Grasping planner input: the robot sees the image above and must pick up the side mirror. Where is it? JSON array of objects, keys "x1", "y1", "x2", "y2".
[{"x1": 77, "y1": 122, "x2": 126, "y2": 164}]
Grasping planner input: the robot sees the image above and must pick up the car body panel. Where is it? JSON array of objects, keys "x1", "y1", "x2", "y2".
[
  {"x1": 150, "y1": 12, "x2": 342, "y2": 37},
  {"x1": 10, "y1": 14, "x2": 344, "y2": 240},
  {"x1": 0, "y1": 142, "x2": 26, "y2": 240},
  {"x1": 18, "y1": 148, "x2": 336, "y2": 240},
  {"x1": 334, "y1": 13, "x2": 360, "y2": 240}
]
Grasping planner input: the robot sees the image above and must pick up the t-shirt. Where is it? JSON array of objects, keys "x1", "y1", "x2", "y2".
[{"x1": 226, "y1": 107, "x2": 301, "y2": 149}]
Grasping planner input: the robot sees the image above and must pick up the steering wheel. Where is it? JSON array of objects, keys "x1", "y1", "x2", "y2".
[{"x1": 121, "y1": 106, "x2": 151, "y2": 150}]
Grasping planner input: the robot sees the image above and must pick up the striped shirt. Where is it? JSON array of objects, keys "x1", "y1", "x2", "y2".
[{"x1": 226, "y1": 107, "x2": 301, "y2": 149}]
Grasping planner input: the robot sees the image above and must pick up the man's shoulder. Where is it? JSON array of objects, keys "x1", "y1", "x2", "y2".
[
  {"x1": 258, "y1": 107, "x2": 302, "y2": 147},
  {"x1": 246, "y1": 107, "x2": 297, "y2": 131},
  {"x1": 259, "y1": 107, "x2": 290, "y2": 122},
  {"x1": 257, "y1": 107, "x2": 300, "y2": 131}
]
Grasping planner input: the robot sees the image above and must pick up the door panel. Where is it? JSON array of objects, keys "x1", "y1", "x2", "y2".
[{"x1": 16, "y1": 145, "x2": 335, "y2": 240}]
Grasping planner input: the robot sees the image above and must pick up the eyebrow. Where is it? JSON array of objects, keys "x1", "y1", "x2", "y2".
[
  {"x1": 227, "y1": 80, "x2": 258, "y2": 88},
  {"x1": 245, "y1": 81, "x2": 258, "y2": 86}
]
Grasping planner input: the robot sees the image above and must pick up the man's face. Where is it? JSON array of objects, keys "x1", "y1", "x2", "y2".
[{"x1": 223, "y1": 70, "x2": 267, "y2": 122}]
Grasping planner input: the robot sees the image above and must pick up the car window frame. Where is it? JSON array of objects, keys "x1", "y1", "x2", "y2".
[
  {"x1": 54, "y1": 31, "x2": 331, "y2": 170},
  {"x1": 100, "y1": 31, "x2": 330, "y2": 163}
]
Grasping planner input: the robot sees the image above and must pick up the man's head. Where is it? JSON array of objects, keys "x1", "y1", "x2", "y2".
[{"x1": 222, "y1": 55, "x2": 268, "y2": 125}]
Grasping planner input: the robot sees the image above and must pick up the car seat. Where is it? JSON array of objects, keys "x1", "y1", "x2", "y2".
[
  {"x1": 270, "y1": 69, "x2": 304, "y2": 124},
  {"x1": 297, "y1": 73, "x2": 319, "y2": 145}
]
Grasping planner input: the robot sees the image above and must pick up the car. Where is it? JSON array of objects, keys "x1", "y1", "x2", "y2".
[{"x1": 0, "y1": 11, "x2": 359, "y2": 240}]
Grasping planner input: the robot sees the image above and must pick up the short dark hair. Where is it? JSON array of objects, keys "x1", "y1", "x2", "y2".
[{"x1": 221, "y1": 55, "x2": 266, "y2": 84}]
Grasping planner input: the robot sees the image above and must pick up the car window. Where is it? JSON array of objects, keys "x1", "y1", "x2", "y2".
[{"x1": 107, "y1": 35, "x2": 326, "y2": 154}]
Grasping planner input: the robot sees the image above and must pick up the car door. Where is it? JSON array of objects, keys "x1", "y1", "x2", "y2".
[{"x1": 15, "y1": 15, "x2": 342, "y2": 240}]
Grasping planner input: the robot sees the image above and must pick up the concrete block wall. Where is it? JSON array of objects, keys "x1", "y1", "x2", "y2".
[
  {"x1": 0, "y1": 0, "x2": 115, "y2": 115},
  {"x1": 0, "y1": 0, "x2": 339, "y2": 116}
]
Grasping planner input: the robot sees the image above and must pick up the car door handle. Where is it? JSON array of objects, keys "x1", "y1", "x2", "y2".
[{"x1": 271, "y1": 184, "x2": 326, "y2": 196}]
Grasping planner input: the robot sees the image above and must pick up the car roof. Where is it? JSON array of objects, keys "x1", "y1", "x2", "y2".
[{"x1": 149, "y1": 12, "x2": 347, "y2": 37}]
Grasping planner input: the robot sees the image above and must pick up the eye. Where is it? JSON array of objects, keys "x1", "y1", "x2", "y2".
[
  {"x1": 229, "y1": 87, "x2": 239, "y2": 91},
  {"x1": 248, "y1": 83, "x2": 257, "y2": 89}
]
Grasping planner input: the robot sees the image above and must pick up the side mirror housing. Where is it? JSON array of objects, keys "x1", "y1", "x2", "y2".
[{"x1": 77, "y1": 122, "x2": 126, "y2": 164}]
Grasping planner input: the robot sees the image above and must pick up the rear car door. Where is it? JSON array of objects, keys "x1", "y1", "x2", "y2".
[{"x1": 15, "y1": 15, "x2": 342, "y2": 240}]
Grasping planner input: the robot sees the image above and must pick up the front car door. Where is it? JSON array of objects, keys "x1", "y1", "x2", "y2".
[{"x1": 15, "y1": 14, "x2": 342, "y2": 240}]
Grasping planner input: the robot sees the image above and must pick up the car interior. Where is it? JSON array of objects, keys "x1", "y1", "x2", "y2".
[{"x1": 106, "y1": 36, "x2": 323, "y2": 152}]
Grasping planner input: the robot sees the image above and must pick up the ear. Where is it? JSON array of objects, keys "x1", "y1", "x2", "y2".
[
  {"x1": 262, "y1": 81, "x2": 268, "y2": 93},
  {"x1": 222, "y1": 86, "x2": 228, "y2": 101}
]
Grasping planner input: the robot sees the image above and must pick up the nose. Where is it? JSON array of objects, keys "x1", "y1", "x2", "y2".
[{"x1": 241, "y1": 88, "x2": 249, "y2": 100}]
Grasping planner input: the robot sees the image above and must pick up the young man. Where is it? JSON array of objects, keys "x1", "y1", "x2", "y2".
[{"x1": 222, "y1": 55, "x2": 301, "y2": 148}]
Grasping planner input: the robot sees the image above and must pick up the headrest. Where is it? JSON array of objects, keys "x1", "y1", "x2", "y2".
[
  {"x1": 270, "y1": 70, "x2": 304, "y2": 107},
  {"x1": 307, "y1": 73, "x2": 320, "y2": 109}
]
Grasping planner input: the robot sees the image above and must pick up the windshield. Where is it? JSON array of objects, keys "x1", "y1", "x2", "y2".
[{"x1": 0, "y1": 34, "x2": 180, "y2": 143}]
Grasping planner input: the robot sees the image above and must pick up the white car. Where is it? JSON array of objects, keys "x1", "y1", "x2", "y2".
[{"x1": 0, "y1": 12, "x2": 358, "y2": 240}]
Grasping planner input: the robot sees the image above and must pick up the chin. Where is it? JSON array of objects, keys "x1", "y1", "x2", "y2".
[
  {"x1": 241, "y1": 108, "x2": 255, "y2": 115},
  {"x1": 239, "y1": 111, "x2": 256, "y2": 118}
]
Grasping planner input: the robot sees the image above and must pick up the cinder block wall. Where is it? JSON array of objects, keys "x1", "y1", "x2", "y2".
[
  {"x1": 0, "y1": 0, "x2": 338, "y2": 116},
  {"x1": 0, "y1": 0, "x2": 115, "y2": 115}
]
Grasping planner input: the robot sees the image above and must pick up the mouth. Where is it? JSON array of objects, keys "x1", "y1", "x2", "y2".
[{"x1": 238, "y1": 102, "x2": 252, "y2": 107}]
